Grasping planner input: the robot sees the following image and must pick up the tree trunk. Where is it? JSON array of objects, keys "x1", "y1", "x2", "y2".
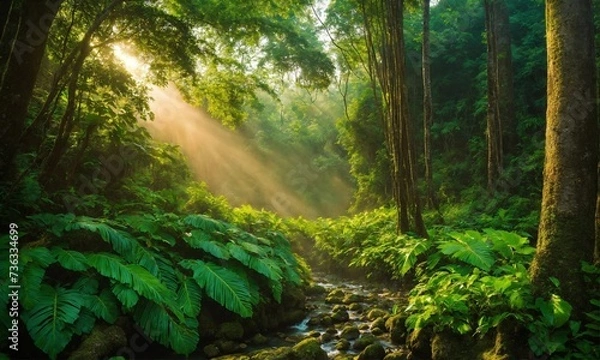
[
  {"x1": 529, "y1": 0, "x2": 598, "y2": 318},
  {"x1": 422, "y1": 0, "x2": 439, "y2": 211},
  {"x1": 484, "y1": 0, "x2": 515, "y2": 193},
  {"x1": 0, "y1": 0, "x2": 63, "y2": 177}
]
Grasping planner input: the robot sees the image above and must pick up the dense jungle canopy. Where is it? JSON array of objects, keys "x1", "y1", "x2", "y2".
[{"x1": 0, "y1": 0, "x2": 599, "y2": 359}]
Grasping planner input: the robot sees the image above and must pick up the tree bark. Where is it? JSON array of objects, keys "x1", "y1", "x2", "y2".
[
  {"x1": 484, "y1": 0, "x2": 515, "y2": 194},
  {"x1": 529, "y1": 0, "x2": 598, "y2": 318},
  {"x1": 0, "y1": 0, "x2": 63, "y2": 177}
]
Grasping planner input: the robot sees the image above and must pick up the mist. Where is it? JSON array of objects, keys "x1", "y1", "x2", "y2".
[{"x1": 143, "y1": 86, "x2": 353, "y2": 218}]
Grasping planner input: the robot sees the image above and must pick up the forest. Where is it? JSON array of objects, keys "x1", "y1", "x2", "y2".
[{"x1": 0, "y1": 0, "x2": 598, "y2": 359}]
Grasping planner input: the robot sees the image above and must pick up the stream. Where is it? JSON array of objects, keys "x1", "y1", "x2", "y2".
[{"x1": 209, "y1": 272, "x2": 409, "y2": 360}]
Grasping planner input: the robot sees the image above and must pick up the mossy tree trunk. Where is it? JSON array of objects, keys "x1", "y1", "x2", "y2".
[{"x1": 529, "y1": 0, "x2": 598, "y2": 317}]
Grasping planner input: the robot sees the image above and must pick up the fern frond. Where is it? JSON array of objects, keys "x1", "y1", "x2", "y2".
[
  {"x1": 133, "y1": 299, "x2": 199, "y2": 355},
  {"x1": 72, "y1": 218, "x2": 136, "y2": 258},
  {"x1": 20, "y1": 247, "x2": 55, "y2": 268},
  {"x1": 134, "y1": 245, "x2": 160, "y2": 275},
  {"x1": 177, "y1": 277, "x2": 202, "y2": 317},
  {"x1": 439, "y1": 232, "x2": 495, "y2": 271},
  {"x1": 21, "y1": 264, "x2": 47, "y2": 310},
  {"x1": 180, "y1": 259, "x2": 253, "y2": 318},
  {"x1": 185, "y1": 230, "x2": 230, "y2": 260},
  {"x1": 87, "y1": 253, "x2": 177, "y2": 309},
  {"x1": 52, "y1": 247, "x2": 88, "y2": 271},
  {"x1": 86, "y1": 288, "x2": 120, "y2": 324},
  {"x1": 111, "y1": 283, "x2": 139, "y2": 309},
  {"x1": 183, "y1": 214, "x2": 230, "y2": 233},
  {"x1": 227, "y1": 243, "x2": 283, "y2": 282},
  {"x1": 397, "y1": 238, "x2": 432, "y2": 276},
  {"x1": 23, "y1": 285, "x2": 83, "y2": 359}
]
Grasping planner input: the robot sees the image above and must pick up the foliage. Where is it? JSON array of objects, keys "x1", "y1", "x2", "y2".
[{"x1": 0, "y1": 211, "x2": 303, "y2": 358}]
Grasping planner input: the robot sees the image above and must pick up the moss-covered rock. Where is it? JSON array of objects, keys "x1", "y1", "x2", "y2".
[
  {"x1": 383, "y1": 350, "x2": 410, "y2": 360},
  {"x1": 406, "y1": 328, "x2": 432, "y2": 359},
  {"x1": 326, "y1": 289, "x2": 345, "y2": 303},
  {"x1": 357, "y1": 342, "x2": 386, "y2": 360},
  {"x1": 371, "y1": 317, "x2": 386, "y2": 332},
  {"x1": 343, "y1": 293, "x2": 365, "y2": 304},
  {"x1": 217, "y1": 321, "x2": 244, "y2": 340},
  {"x1": 203, "y1": 344, "x2": 220, "y2": 358},
  {"x1": 384, "y1": 314, "x2": 407, "y2": 345},
  {"x1": 431, "y1": 330, "x2": 474, "y2": 360},
  {"x1": 331, "y1": 309, "x2": 350, "y2": 323},
  {"x1": 335, "y1": 338, "x2": 351, "y2": 351},
  {"x1": 250, "y1": 347, "x2": 294, "y2": 360},
  {"x1": 68, "y1": 325, "x2": 126, "y2": 360},
  {"x1": 366, "y1": 308, "x2": 389, "y2": 320},
  {"x1": 291, "y1": 338, "x2": 328, "y2": 360},
  {"x1": 353, "y1": 334, "x2": 379, "y2": 350},
  {"x1": 250, "y1": 333, "x2": 269, "y2": 346},
  {"x1": 340, "y1": 325, "x2": 361, "y2": 340}
]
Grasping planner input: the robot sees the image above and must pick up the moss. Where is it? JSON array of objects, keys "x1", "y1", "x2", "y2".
[
  {"x1": 216, "y1": 321, "x2": 244, "y2": 340},
  {"x1": 67, "y1": 325, "x2": 126, "y2": 360},
  {"x1": 385, "y1": 314, "x2": 407, "y2": 345},
  {"x1": 291, "y1": 338, "x2": 328, "y2": 360},
  {"x1": 357, "y1": 343, "x2": 386, "y2": 360}
]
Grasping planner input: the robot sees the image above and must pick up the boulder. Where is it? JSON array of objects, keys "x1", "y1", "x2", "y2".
[
  {"x1": 353, "y1": 334, "x2": 379, "y2": 350},
  {"x1": 385, "y1": 315, "x2": 408, "y2": 345},
  {"x1": 335, "y1": 338, "x2": 351, "y2": 351},
  {"x1": 331, "y1": 309, "x2": 350, "y2": 323},
  {"x1": 203, "y1": 344, "x2": 220, "y2": 358},
  {"x1": 383, "y1": 350, "x2": 410, "y2": 360},
  {"x1": 406, "y1": 328, "x2": 432, "y2": 360},
  {"x1": 366, "y1": 308, "x2": 389, "y2": 321},
  {"x1": 216, "y1": 321, "x2": 244, "y2": 340},
  {"x1": 340, "y1": 325, "x2": 361, "y2": 340},
  {"x1": 291, "y1": 338, "x2": 328, "y2": 360},
  {"x1": 357, "y1": 343, "x2": 386, "y2": 360}
]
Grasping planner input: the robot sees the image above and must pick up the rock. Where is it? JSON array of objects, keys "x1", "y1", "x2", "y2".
[
  {"x1": 214, "y1": 355, "x2": 251, "y2": 360},
  {"x1": 326, "y1": 289, "x2": 346, "y2": 304},
  {"x1": 343, "y1": 293, "x2": 365, "y2": 304},
  {"x1": 331, "y1": 309, "x2": 350, "y2": 323},
  {"x1": 325, "y1": 327, "x2": 338, "y2": 335},
  {"x1": 320, "y1": 332, "x2": 334, "y2": 343},
  {"x1": 308, "y1": 316, "x2": 321, "y2": 326},
  {"x1": 357, "y1": 343, "x2": 386, "y2": 360},
  {"x1": 385, "y1": 314, "x2": 408, "y2": 345},
  {"x1": 215, "y1": 339, "x2": 240, "y2": 354},
  {"x1": 349, "y1": 303, "x2": 364, "y2": 312},
  {"x1": 371, "y1": 317, "x2": 386, "y2": 332},
  {"x1": 353, "y1": 334, "x2": 379, "y2": 350},
  {"x1": 306, "y1": 284, "x2": 327, "y2": 295},
  {"x1": 359, "y1": 323, "x2": 370, "y2": 330},
  {"x1": 406, "y1": 328, "x2": 432, "y2": 360},
  {"x1": 67, "y1": 325, "x2": 127, "y2": 360},
  {"x1": 372, "y1": 327, "x2": 384, "y2": 336},
  {"x1": 430, "y1": 330, "x2": 474, "y2": 360},
  {"x1": 217, "y1": 321, "x2": 244, "y2": 340},
  {"x1": 251, "y1": 333, "x2": 269, "y2": 345},
  {"x1": 321, "y1": 315, "x2": 333, "y2": 326},
  {"x1": 250, "y1": 347, "x2": 294, "y2": 360},
  {"x1": 203, "y1": 344, "x2": 220, "y2": 358},
  {"x1": 335, "y1": 338, "x2": 351, "y2": 351},
  {"x1": 291, "y1": 338, "x2": 328, "y2": 360},
  {"x1": 332, "y1": 304, "x2": 348, "y2": 312},
  {"x1": 308, "y1": 330, "x2": 321, "y2": 338},
  {"x1": 340, "y1": 325, "x2": 361, "y2": 340},
  {"x1": 366, "y1": 308, "x2": 389, "y2": 321},
  {"x1": 383, "y1": 350, "x2": 410, "y2": 360},
  {"x1": 332, "y1": 355, "x2": 354, "y2": 360}
]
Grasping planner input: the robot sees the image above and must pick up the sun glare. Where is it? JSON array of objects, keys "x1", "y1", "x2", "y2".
[{"x1": 112, "y1": 45, "x2": 148, "y2": 80}]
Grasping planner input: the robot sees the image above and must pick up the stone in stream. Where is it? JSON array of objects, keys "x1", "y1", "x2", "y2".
[
  {"x1": 291, "y1": 338, "x2": 328, "y2": 360},
  {"x1": 343, "y1": 293, "x2": 366, "y2": 304},
  {"x1": 340, "y1": 325, "x2": 361, "y2": 340},
  {"x1": 357, "y1": 342, "x2": 386, "y2": 360},
  {"x1": 250, "y1": 333, "x2": 269, "y2": 345},
  {"x1": 326, "y1": 289, "x2": 346, "y2": 304},
  {"x1": 353, "y1": 333, "x2": 379, "y2": 350},
  {"x1": 383, "y1": 351, "x2": 410, "y2": 360},
  {"x1": 335, "y1": 338, "x2": 351, "y2": 351},
  {"x1": 349, "y1": 302, "x2": 364, "y2": 312},
  {"x1": 385, "y1": 314, "x2": 408, "y2": 345},
  {"x1": 331, "y1": 309, "x2": 350, "y2": 323},
  {"x1": 320, "y1": 331, "x2": 335, "y2": 343},
  {"x1": 366, "y1": 308, "x2": 389, "y2": 321},
  {"x1": 371, "y1": 317, "x2": 386, "y2": 332}
]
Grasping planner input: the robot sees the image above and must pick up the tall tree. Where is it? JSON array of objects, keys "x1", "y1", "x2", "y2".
[
  {"x1": 422, "y1": 0, "x2": 437, "y2": 210},
  {"x1": 529, "y1": 0, "x2": 598, "y2": 316},
  {"x1": 484, "y1": 0, "x2": 515, "y2": 193},
  {"x1": 360, "y1": 0, "x2": 427, "y2": 236},
  {"x1": 0, "y1": 0, "x2": 64, "y2": 178}
]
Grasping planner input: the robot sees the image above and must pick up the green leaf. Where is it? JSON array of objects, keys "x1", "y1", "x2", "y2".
[
  {"x1": 549, "y1": 294, "x2": 572, "y2": 328},
  {"x1": 439, "y1": 232, "x2": 495, "y2": 271},
  {"x1": 180, "y1": 259, "x2": 253, "y2": 318},
  {"x1": 112, "y1": 283, "x2": 139, "y2": 309},
  {"x1": 177, "y1": 277, "x2": 202, "y2": 317},
  {"x1": 185, "y1": 230, "x2": 230, "y2": 260},
  {"x1": 184, "y1": 214, "x2": 230, "y2": 233},
  {"x1": 72, "y1": 218, "x2": 136, "y2": 258},
  {"x1": 52, "y1": 248, "x2": 88, "y2": 271},
  {"x1": 23, "y1": 285, "x2": 83, "y2": 359},
  {"x1": 86, "y1": 288, "x2": 120, "y2": 324}
]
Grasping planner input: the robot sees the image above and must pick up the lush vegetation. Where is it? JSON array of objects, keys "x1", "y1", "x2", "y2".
[{"x1": 1, "y1": 0, "x2": 598, "y2": 359}]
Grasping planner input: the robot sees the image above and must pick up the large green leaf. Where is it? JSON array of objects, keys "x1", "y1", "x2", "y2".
[
  {"x1": 71, "y1": 218, "x2": 136, "y2": 258},
  {"x1": 183, "y1": 214, "x2": 230, "y2": 233},
  {"x1": 52, "y1": 247, "x2": 88, "y2": 271},
  {"x1": 86, "y1": 288, "x2": 120, "y2": 324},
  {"x1": 180, "y1": 259, "x2": 253, "y2": 318},
  {"x1": 227, "y1": 243, "x2": 283, "y2": 282},
  {"x1": 185, "y1": 230, "x2": 230, "y2": 260},
  {"x1": 439, "y1": 232, "x2": 495, "y2": 271},
  {"x1": 112, "y1": 283, "x2": 139, "y2": 309},
  {"x1": 177, "y1": 277, "x2": 202, "y2": 317},
  {"x1": 23, "y1": 285, "x2": 83, "y2": 359},
  {"x1": 87, "y1": 253, "x2": 176, "y2": 308},
  {"x1": 133, "y1": 299, "x2": 199, "y2": 355}
]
